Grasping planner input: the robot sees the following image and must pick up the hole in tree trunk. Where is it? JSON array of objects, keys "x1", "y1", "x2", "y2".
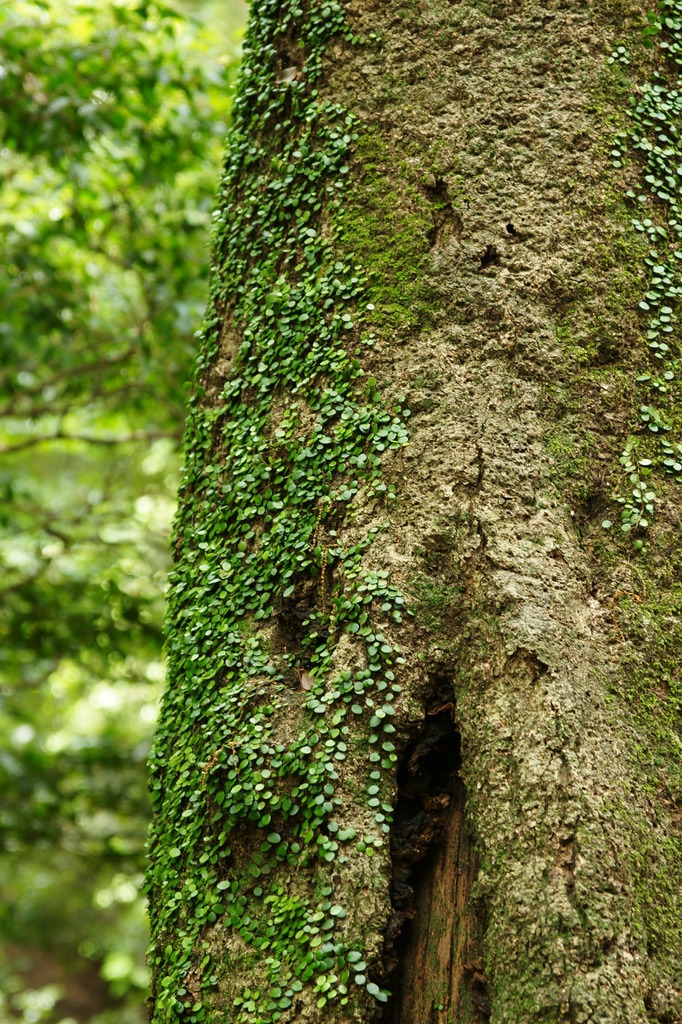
[
  {"x1": 423, "y1": 178, "x2": 462, "y2": 248},
  {"x1": 383, "y1": 696, "x2": 488, "y2": 1023}
]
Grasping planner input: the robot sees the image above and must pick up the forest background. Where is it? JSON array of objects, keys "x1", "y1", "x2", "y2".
[{"x1": 0, "y1": 1, "x2": 246, "y2": 1020}]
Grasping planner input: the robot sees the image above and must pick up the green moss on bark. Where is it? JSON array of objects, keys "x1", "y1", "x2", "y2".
[{"x1": 338, "y1": 129, "x2": 436, "y2": 335}]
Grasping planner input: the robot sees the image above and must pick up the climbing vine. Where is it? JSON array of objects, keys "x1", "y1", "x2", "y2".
[
  {"x1": 604, "y1": 0, "x2": 682, "y2": 546},
  {"x1": 145, "y1": 2, "x2": 409, "y2": 1021}
]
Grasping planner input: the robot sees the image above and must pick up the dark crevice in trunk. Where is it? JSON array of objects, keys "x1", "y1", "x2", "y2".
[
  {"x1": 383, "y1": 689, "x2": 488, "y2": 1023},
  {"x1": 274, "y1": 577, "x2": 331, "y2": 666},
  {"x1": 423, "y1": 177, "x2": 462, "y2": 248}
]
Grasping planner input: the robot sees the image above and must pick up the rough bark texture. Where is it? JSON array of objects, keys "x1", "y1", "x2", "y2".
[{"x1": 147, "y1": 1, "x2": 682, "y2": 1023}]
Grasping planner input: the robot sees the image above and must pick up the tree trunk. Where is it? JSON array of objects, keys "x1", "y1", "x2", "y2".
[{"x1": 146, "y1": 1, "x2": 682, "y2": 1022}]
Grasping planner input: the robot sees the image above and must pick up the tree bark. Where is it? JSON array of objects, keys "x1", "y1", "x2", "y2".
[{"x1": 147, "y1": 1, "x2": 682, "y2": 1023}]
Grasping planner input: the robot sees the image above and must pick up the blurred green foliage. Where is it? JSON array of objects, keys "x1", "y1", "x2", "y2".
[{"x1": 0, "y1": 0, "x2": 241, "y2": 1019}]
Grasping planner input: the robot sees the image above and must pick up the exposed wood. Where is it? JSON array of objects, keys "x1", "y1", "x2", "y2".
[{"x1": 390, "y1": 768, "x2": 484, "y2": 1024}]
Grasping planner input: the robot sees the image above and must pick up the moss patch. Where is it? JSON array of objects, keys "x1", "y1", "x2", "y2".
[{"x1": 339, "y1": 128, "x2": 436, "y2": 335}]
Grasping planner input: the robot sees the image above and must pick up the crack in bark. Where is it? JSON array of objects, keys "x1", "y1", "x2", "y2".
[
  {"x1": 382, "y1": 689, "x2": 487, "y2": 1023},
  {"x1": 423, "y1": 177, "x2": 462, "y2": 249}
]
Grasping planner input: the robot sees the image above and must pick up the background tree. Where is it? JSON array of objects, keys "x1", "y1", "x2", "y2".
[
  {"x1": 0, "y1": 1, "x2": 243, "y2": 1020},
  {"x1": 147, "y1": 0, "x2": 682, "y2": 1022}
]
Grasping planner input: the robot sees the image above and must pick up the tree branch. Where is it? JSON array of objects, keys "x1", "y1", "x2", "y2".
[{"x1": 0, "y1": 428, "x2": 182, "y2": 454}]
